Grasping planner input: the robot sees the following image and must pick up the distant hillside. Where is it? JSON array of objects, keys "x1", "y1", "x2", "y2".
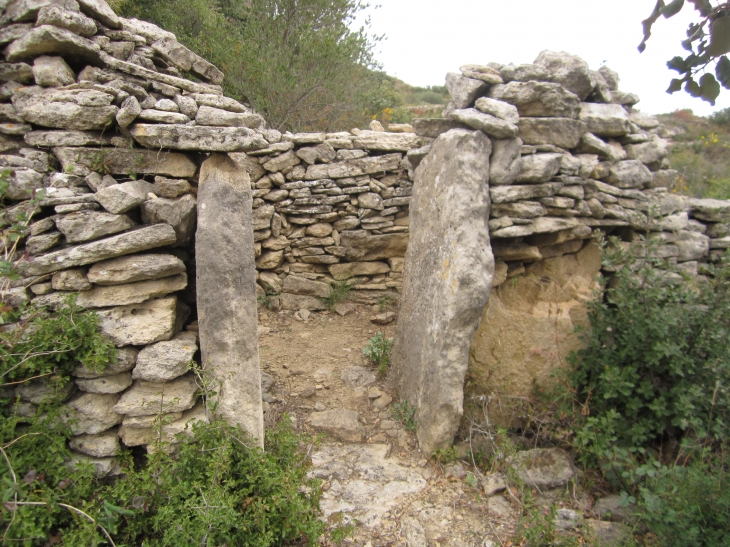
[
  {"x1": 658, "y1": 109, "x2": 730, "y2": 200},
  {"x1": 379, "y1": 76, "x2": 449, "y2": 125}
]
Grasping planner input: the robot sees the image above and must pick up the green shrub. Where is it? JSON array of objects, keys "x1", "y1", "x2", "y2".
[
  {"x1": 568, "y1": 235, "x2": 730, "y2": 457},
  {"x1": 390, "y1": 400, "x2": 417, "y2": 432},
  {"x1": 324, "y1": 279, "x2": 352, "y2": 310},
  {"x1": 362, "y1": 332, "x2": 393, "y2": 374}
]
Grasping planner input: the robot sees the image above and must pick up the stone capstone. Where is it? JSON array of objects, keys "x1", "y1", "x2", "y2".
[
  {"x1": 393, "y1": 128, "x2": 494, "y2": 455},
  {"x1": 196, "y1": 154, "x2": 263, "y2": 445},
  {"x1": 534, "y1": 50, "x2": 596, "y2": 100}
]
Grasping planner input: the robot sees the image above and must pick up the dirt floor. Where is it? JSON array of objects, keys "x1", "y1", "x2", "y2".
[{"x1": 257, "y1": 303, "x2": 520, "y2": 547}]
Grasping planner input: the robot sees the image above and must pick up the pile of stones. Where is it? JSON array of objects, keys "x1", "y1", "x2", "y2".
[{"x1": 412, "y1": 50, "x2": 730, "y2": 283}]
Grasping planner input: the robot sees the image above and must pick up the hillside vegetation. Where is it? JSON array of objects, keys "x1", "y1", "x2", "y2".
[{"x1": 659, "y1": 108, "x2": 730, "y2": 200}]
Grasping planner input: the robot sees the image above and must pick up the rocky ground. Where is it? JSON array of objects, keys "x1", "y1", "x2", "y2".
[{"x1": 258, "y1": 304, "x2": 635, "y2": 547}]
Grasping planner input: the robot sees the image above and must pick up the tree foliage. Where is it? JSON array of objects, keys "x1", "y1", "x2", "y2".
[
  {"x1": 640, "y1": 0, "x2": 730, "y2": 105},
  {"x1": 112, "y1": 0, "x2": 396, "y2": 132}
]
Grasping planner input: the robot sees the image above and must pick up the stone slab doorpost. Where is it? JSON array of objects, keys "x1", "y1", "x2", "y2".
[{"x1": 196, "y1": 153, "x2": 264, "y2": 447}]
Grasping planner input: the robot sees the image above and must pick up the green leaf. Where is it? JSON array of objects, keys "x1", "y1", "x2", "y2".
[
  {"x1": 661, "y1": 0, "x2": 684, "y2": 18},
  {"x1": 699, "y1": 73, "x2": 721, "y2": 104},
  {"x1": 716, "y1": 55, "x2": 730, "y2": 88},
  {"x1": 639, "y1": 0, "x2": 666, "y2": 53},
  {"x1": 685, "y1": 78, "x2": 702, "y2": 97},
  {"x1": 687, "y1": 0, "x2": 713, "y2": 16},
  {"x1": 707, "y1": 15, "x2": 730, "y2": 57}
]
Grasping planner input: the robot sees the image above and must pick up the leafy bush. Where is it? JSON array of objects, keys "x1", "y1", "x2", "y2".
[
  {"x1": 362, "y1": 332, "x2": 393, "y2": 374},
  {"x1": 569, "y1": 235, "x2": 730, "y2": 456}
]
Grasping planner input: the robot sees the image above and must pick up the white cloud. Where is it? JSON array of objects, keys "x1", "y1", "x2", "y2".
[{"x1": 356, "y1": 0, "x2": 730, "y2": 116}]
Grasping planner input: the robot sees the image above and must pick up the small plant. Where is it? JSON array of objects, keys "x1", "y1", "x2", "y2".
[
  {"x1": 433, "y1": 446, "x2": 459, "y2": 464},
  {"x1": 391, "y1": 400, "x2": 417, "y2": 432},
  {"x1": 362, "y1": 332, "x2": 393, "y2": 374},
  {"x1": 323, "y1": 279, "x2": 351, "y2": 310},
  {"x1": 89, "y1": 149, "x2": 113, "y2": 175},
  {"x1": 257, "y1": 290, "x2": 280, "y2": 310},
  {"x1": 377, "y1": 294, "x2": 396, "y2": 312}
]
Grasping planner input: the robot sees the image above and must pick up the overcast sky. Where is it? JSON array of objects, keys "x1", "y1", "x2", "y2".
[{"x1": 355, "y1": 0, "x2": 730, "y2": 117}]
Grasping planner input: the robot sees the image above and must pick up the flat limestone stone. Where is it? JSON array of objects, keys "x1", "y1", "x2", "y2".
[
  {"x1": 351, "y1": 130, "x2": 421, "y2": 152},
  {"x1": 113, "y1": 374, "x2": 198, "y2": 417},
  {"x1": 53, "y1": 147, "x2": 197, "y2": 177},
  {"x1": 339, "y1": 230, "x2": 410, "y2": 262},
  {"x1": 307, "y1": 409, "x2": 365, "y2": 442},
  {"x1": 140, "y1": 194, "x2": 197, "y2": 246},
  {"x1": 55, "y1": 210, "x2": 135, "y2": 243},
  {"x1": 97, "y1": 296, "x2": 177, "y2": 347},
  {"x1": 129, "y1": 124, "x2": 268, "y2": 152},
  {"x1": 76, "y1": 273, "x2": 187, "y2": 308},
  {"x1": 518, "y1": 118, "x2": 586, "y2": 149},
  {"x1": 74, "y1": 347, "x2": 138, "y2": 378},
  {"x1": 69, "y1": 430, "x2": 121, "y2": 458},
  {"x1": 5, "y1": 25, "x2": 101, "y2": 63},
  {"x1": 64, "y1": 393, "x2": 123, "y2": 435},
  {"x1": 16, "y1": 224, "x2": 177, "y2": 276},
  {"x1": 87, "y1": 254, "x2": 185, "y2": 286},
  {"x1": 132, "y1": 337, "x2": 198, "y2": 382},
  {"x1": 75, "y1": 372, "x2": 133, "y2": 394},
  {"x1": 450, "y1": 108, "x2": 519, "y2": 139},
  {"x1": 196, "y1": 154, "x2": 263, "y2": 446},
  {"x1": 95, "y1": 180, "x2": 155, "y2": 214},
  {"x1": 24, "y1": 130, "x2": 114, "y2": 147},
  {"x1": 329, "y1": 261, "x2": 390, "y2": 280},
  {"x1": 392, "y1": 129, "x2": 494, "y2": 456}
]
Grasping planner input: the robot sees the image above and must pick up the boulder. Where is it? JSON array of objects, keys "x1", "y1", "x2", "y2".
[
  {"x1": 392, "y1": 129, "x2": 494, "y2": 455},
  {"x1": 65, "y1": 393, "x2": 123, "y2": 435},
  {"x1": 132, "y1": 337, "x2": 198, "y2": 382},
  {"x1": 97, "y1": 296, "x2": 178, "y2": 347},
  {"x1": 307, "y1": 409, "x2": 365, "y2": 442},
  {"x1": 77, "y1": 274, "x2": 187, "y2": 308},
  {"x1": 196, "y1": 154, "x2": 263, "y2": 445},
  {"x1": 489, "y1": 81, "x2": 580, "y2": 118},
  {"x1": 12, "y1": 85, "x2": 117, "y2": 130},
  {"x1": 515, "y1": 153, "x2": 564, "y2": 183},
  {"x1": 53, "y1": 147, "x2": 197, "y2": 177},
  {"x1": 55, "y1": 210, "x2": 135, "y2": 243},
  {"x1": 500, "y1": 63, "x2": 550, "y2": 83},
  {"x1": 141, "y1": 194, "x2": 197, "y2": 246},
  {"x1": 114, "y1": 375, "x2": 198, "y2": 417},
  {"x1": 450, "y1": 108, "x2": 519, "y2": 139},
  {"x1": 75, "y1": 372, "x2": 132, "y2": 394},
  {"x1": 32, "y1": 55, "x2": 75, "y2": 87},
  {"x1": 459, "y1": 64, "x2": 503, "y2": 85},
  {"x1": 534, "y1": 50, "x2": 596, "y2": 100},
  {"x1": 129, "y1": 124, "x2": 268, "y2": 152},
  {"x1": 579, "y1": 103, "x2": 630, "y2": 137},
  {"x1": 518, "y1": 118, "x2": 586, "y2": 149},
  {"x1": 445, "y1": 72, "x2": 487, "y2": 109},
  {"x1": 87, "y1": 254, "x2": 185, "y2": 286},
  {"x1": 17, "y1": 224, "x2": 177, "y2": 276}
]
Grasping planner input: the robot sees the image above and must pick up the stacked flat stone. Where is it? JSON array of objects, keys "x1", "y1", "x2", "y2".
[{"x1": 411, "y1": 51, "x2": 730, "y2": 284}]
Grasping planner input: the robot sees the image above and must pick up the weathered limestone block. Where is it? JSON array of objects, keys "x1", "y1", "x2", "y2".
[
  {"x1": 77, "y1": 0, "x2": 121, "y2": 29},
  {"x1": 515, "y1": 153, "x2": 563, "y2": 183},
  {"x1": 116, "y1": 95, "x2": 141, "y2": 127},
  {"x1": 97, "y1": 296, "x2": 178, "y2": 346},
  {"x1": 53, "y1": 147, "x2": 197, "y2": 177},
  {"x1": 392, "y1": 129, "x2": 494, "y2": 455},
  {"x1": 129, "y1": 124, "x2": 267, "y2": 152},
  {"x1": 17, "y1": 224, "x2": 177, "y2": 276},
  {"x1": 304, "y1": 153, "x2": 402, "y2": 180},
  {"x1": 87, "y1": 254, "x2": 185, "y2": 286},
  {"x1": 625, "y1": 137, "x2": 668, "y2": 166},
  {"x1": 307, "y1": 409, "x2": 365, "y2": 442},
  {"x1": 24, "y1": 130, "x2": 113, "y2": 147},
  {"x1": 12, "y1": 86, "x2": 117, "y2": 130},
  {"x1": 351, "y1": 130, "x2": 421, "y2": 151},
  {"x1": 75, "y1": 372, "x2": 132, "y2": 394},
  {"x1": 490, "y1": 182, "x2": 562, "y2": 204},
  {"x1": 474, "y1": 97, "x2": 519, "y2": 124},
  {"x1": 132, "y1": 337, "x2": 198, "y2": 382},
  {"x1": 114, "y1": 375, "x2": 198, "y2": 417},
  {"x1": 195, "y1": 105, "x2": 264, "y2": 128},
  {"x1": 74, "y1": 347, "x2": 138, "y2": 379},
  {"x1": 606, "y1": 160, "x2": 653, "y2": 189},
  {"x1": 151, "y1": 37, "x2": 224, "y2": 84},
  {"x1": 69, "y1": 430, "x2": 121, "y2": 458},
  {"x1": 5, "y1": 25, "x2": 101, "y2": 63},
  {"x1": 518, "y1": 117, "x2": 586, "y2": 149},
  {"x1": 534, "y1": 50, "x2": 596, "y2": 100},
  {"x1": 488, "y1": 81, "x2": 580, "y2": 118},
  {"x1": 36, "y1": 6, "x2": 96, "y2": 37},
  {"x1": 196, "y1": 154, "x2": 263, "y2": 445},
  {"x1": 282, "y1": 275, "x2": 330, "y2": 298},
  {"x1": 689, "y1": 198, "x2": 730, "y2": 223},
  {"x1": 77, "y1": 274, "x2": 187, "y2": 308},
  {"x1": 32, "y1": 55, "x2": 75, "y2": 86},
  {"x1": 55, "y1": 210, "x2": 135, "y2": 243},
  {"x1": 468, "y1": 244, "x2": 601, "y2": 426},
  {"x1": 329, "y1": 261, "x2": 390, "y2": 280},
  {"x1": 141, "y1": 194, "x2": 197, "y2": 246},
  {"x1": 340, "y1": 230, "x2": 410, "y2": 261},
  {"x1": 450, "y1": 108, "x2": 519, "y2": 139},
  {"x1": 579, "y1": 103, "x2": 630, "y2": 137},
  {"x1": 52, "y1": 268, "x2": 91, "y2": 291},
  {"x1": 279, "y1": 293, "x2": 327, "y2": 311},
  {"x1": 460, "y1": 64, "x2": 503, "y2": 84},
  {"x1": 445, "y1": 72, "x2": 487, "y2": 109},
  {"x1": 65, "y1": 393, "x2": 123, "y2": 435},
  {"x1": 295, "y1": 142, "x2": 337, "y2": 165}
]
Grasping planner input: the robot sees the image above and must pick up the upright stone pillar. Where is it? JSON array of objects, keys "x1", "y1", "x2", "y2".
[
  {"x1": 392, "y1": 129, "x2": 495, "y2": 455},
  {"x1": 196, "y1": 154, "x2": 263, "y2": 446}
]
